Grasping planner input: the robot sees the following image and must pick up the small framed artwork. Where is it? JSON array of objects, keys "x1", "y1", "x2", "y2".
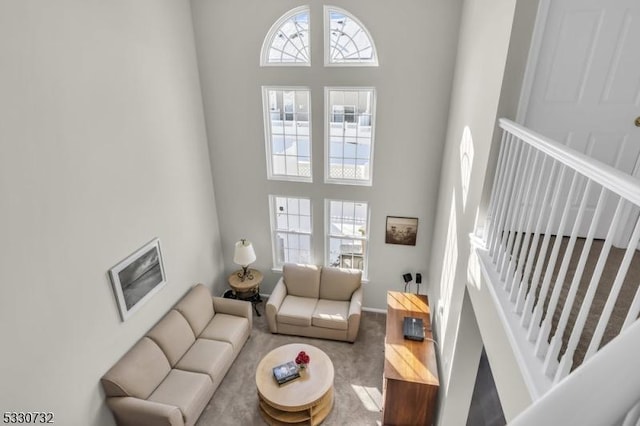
[
  {"x1": 385, "y1": 216, "x2": 419, "y2": 246},
  {"x1": 109, "y1": 238, "x2": 167, "y2": 321}
]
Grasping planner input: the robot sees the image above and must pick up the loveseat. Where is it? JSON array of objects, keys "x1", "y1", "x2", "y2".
[
  {"x1": 266, "y1": 263, "x2": 363, "y2": 342},
  {"x1": 101, "y1": 283, "x2": 252, "y2": 426}
]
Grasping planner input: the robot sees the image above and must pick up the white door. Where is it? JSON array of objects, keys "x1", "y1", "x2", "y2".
[{"x1": 523, "y1": 0, "x2": 640, "y2": 241}]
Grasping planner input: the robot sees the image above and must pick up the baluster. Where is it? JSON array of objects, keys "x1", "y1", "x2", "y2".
[
  {"x1": 527, "y1": 168, "x2": 577, "y2": 345},
  {"x1": 541, "y1": 181, "x2": 602, "y2": 376},
  {"x1": 622, "y1": 283, "x2": 640, "y2": 332},
  {"x1": 490, "y1": 134, "x2": 520, "y2": 259},
  {"x1": 519, "y1": 160, "x2": 560, "y2": 324},
  {"x1": 499, "y1": 144, "x2": 534, "y2": 285},
  {"x1": 584, "y1": 213, "x2": 640, "y2": 362},
  {"x1": 507, "y1": 151, "x2": 543, "y2": 301},
  {"x1": 486, "y1": 130, "x2": 509, "y2": 247},
  {"x1": 496, "y1": 141, "x2": 528, "y2": 275},
  {"x1": 554, "y1": 197, "x2": 627, "y2": 383},
  {"x1": 621, "y1": 400, "x2": 640, "y2": 426}
]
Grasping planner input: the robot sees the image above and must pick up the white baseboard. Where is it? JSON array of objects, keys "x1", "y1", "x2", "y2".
[{"x1": 362, "y1": 307, "x2": 386, "y2": 314}]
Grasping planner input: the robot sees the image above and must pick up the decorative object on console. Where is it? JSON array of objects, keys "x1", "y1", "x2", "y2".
[
  {"x1": 108, "y1": 238, "x2": 166, "y2": 321},
  {"x1": 385, "y1": 216, "x2": 418, "y2": 246},
  {"x1": 403, "y1": 273, "x2": 413, "y2": 292},
  {"x1": 233, "y1": 239, "x2": 256, "y2": 281},
  {"x1": 295, "y1": 350, "x2": 310, "y2": 369}
]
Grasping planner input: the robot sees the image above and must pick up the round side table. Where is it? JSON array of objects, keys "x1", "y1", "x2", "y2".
[
  {"x1": 256, "y1": 343, "x2": 334, "y2": 425},
  {"x1": 227, "y1": 269, "x2": 264, "y2": 316}
]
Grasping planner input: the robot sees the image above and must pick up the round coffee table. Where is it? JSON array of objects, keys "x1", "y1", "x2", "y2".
[{"x1": 256, "y1": 344, "x2": 334, "y2": 425}]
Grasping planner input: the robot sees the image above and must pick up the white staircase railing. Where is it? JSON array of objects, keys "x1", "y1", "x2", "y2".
[{"x1": 474, "y1": 118, "x2": 640, "y2": 422}]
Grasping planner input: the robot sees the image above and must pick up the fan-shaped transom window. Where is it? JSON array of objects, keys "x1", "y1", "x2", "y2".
[
  {"x1": 325, "y1": 6, "x2": 378, "y2": 66},
  {"x1": 261, "y1": 6, "x2": 310, "y2": 66}
]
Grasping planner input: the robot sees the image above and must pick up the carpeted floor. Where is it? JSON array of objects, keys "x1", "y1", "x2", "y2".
[{"x1": 195, "y1": 309, "x2": 387, "y2": 425}]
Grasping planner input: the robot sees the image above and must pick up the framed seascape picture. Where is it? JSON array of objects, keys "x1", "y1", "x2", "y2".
[
  {"x1": 385, "y1": 216, "x2": 418, "y2": 246},
  {"x1": 109, "y1": 238, "x2": 167, "y2": 321}
]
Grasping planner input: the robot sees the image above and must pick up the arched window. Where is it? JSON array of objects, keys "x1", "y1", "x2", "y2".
[
  {"x1": 261, "y1": 6, "x2": 311, "y2": 66},
  {"x1": 324, "y1": 6, "x2": 378, "y2": 66}
]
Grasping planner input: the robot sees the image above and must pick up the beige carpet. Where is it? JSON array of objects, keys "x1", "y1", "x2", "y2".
[
  {"x1": 195, "y1": 310, "x2": 387, "y2": 425},
  {"x1": 518, "y1": 235, "x2": 640, "y2": 369}
]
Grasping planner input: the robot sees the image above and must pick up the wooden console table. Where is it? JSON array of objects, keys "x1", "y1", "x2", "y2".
[{"x1": 383, "y1": 291, "x2": 439, "y2": 425}]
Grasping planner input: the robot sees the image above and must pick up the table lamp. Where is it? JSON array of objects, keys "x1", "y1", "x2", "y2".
[{"x1": 234, "y1": 239, "x2": 256, "y2": 281}]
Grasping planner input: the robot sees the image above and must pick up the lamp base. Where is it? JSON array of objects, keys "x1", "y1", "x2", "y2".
[{"x1": 237, "y1": 266, "x2": 254, "y2": 282}]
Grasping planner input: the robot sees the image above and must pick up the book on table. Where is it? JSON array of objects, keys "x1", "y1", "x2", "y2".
[{"x1": 272, "y1": 361, "x2": 300, "y2": 385}]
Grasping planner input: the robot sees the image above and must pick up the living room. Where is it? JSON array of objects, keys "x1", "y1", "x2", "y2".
[{"x1": 0, "y1": 0, "x2": 531, "y2": 425}]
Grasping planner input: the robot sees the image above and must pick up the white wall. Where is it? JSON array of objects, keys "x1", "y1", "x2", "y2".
[
  {"x1": 427, "y1": 0, "x2": 539, "y2": 423},
  {"x1": 191, "y1": 0, "x2": 464, "y2": 310},
  {"x1": 0, "y1": 1, "x2": 222, "y2": 424}
]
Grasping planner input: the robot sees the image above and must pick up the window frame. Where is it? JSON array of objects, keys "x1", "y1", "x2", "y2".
[
  {"x1": 324, "y1": 86, "x2": 377, "y2": 186},
  {"x1": 269, "y1": 195, "x2": 314, "y2": 270},
  {"x1": 323, "y1": 5, "x2": 379, "y2": 67},
  {"x1": 260, "y1": 6, "x2": 311, "y2": 67},
  {"x1": 262, "y1": 86, "x2": 313, "y2": 183},
  {"x1": 324, "y1": 199, "x2": 370, "y2": 278}
]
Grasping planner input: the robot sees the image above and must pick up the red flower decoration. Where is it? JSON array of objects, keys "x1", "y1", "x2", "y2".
[{"x1": 295, "y1": 350, "x2": 310, "y2": 365}]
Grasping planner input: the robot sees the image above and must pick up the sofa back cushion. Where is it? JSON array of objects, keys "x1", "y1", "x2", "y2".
[
  {"x1": 146, "y1": 310, "x2": 196, "y2": 366},
  {"x1": 319, "y1": 266, "x2": 362, "y2": 301},
  {"x1": 101, "y1": 337, "x2": 171, "y2": 399},
  {"x1": 283, "y1": 263, "x2": 321, "y2": 299},
  {"x1": 174, "y1": 283, "x2": 215, "y2": 336}
]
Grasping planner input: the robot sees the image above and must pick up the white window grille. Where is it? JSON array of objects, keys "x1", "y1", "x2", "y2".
[
  {"x1": 324, "y1": 6, "x2": 378, "y2": 66},
  {"x1": 263, "y1": 87, "x2": 312, "y2": 182},
  {"x1": 270, "y1": 196, "x2": 313, "y2": 269},
  {"x1": 325, "y1": 88, "x2": 376, "y2": 185},
  {"x1": 326, "y1": 199, "x2": 369, "y2": 276},
  {"x1": 261, "y1": 6, "x2": 311, "y2": 66}
]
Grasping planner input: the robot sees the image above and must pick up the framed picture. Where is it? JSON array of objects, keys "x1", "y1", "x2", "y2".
[
  {"x1": 109, "y1": 238, "x2": 167, "y2": 321},
  {"x1": 385, "y1": 216, "x2": 418, "y2": 246}
]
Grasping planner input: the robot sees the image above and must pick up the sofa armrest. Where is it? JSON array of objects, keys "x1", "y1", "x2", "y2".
[
  {"x1": 347, "y1": 286, "x2": 364, "y2": 342},
  {"x1": 106, "y1": 396, "x2": 183, "y2": 426},
  {"x1": 212, "y1": 297, "x2": 253, "y2": 330},
  {"x1": 266, "y1": 278, "x2": 287, "y2": 333}
]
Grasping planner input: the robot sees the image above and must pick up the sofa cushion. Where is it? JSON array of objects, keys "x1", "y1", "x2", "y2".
[
  {"x1": 101, "y1": 337, "x2": 171, "y2": 399},
  {"x1": 319, "y1": 267, "x2": 362, "y2": 301},
  {"x1": 283, "y1": 263, "x2": 321, "y2": 299},
  {"x1": 277, "y1": 295, "x2": 317, "y2": 327},
  {"x1": 176, "y1": 338, "x2": 233, "y2": 385},
  {"x1": 312, "y1": 299, "x2": 350, "y2": 330},
  {"x1": 174, "y1": 284, "x2": 215, "y2": 336},
  {"x1": 148, "y1": 369, "x2": 214, "y2": 426},
  {"x1": 147, "y1": 310, "x2": 196, "y2": 366},
  {"x1": 200, "y1": 314, "x2": 250, "y2": 351}
]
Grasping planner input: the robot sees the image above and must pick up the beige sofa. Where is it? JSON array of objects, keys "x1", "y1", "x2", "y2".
[
  {"x1": 266, "y1": 263, "x2": 363, "y2": 342},
  {"x1": 101, "y1": 284, "x2": 252, "y2": 426}
]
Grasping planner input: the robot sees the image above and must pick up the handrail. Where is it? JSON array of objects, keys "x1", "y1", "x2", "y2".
[
  {"x1": 510, "y1": 318, "x2": 640, "y2": 426},
  {"x1": 499, "y1": 118, "x2": 640, "y2": 205}
]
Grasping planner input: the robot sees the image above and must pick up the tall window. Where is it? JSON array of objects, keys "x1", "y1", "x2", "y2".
[
  {"x1": 261, "y1": 8, "x2": 378, "y2": 275},
  {"x1": 325, "y1": 88, "x2": 376, "y2": 185},
  {"x1": 326, "y1": 199, "x2": 369, "y2": 275},
  {"x1": 263, "y1": 87, "x2": 312, "y2": 182},
  {"x1": 270, "y1": 196, "x2": 313, "y2": 268},
  {"x1": 324, "y1": 6, "x2": 378, "y2": 66},
  {"x1": 261, "y1": 6, "x2": 310, "y2": 66}
]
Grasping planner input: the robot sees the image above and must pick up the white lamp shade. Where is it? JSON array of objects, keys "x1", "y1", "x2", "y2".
[{"x1": 233, "y1": 240, "x2": 256, "y2": 267}]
